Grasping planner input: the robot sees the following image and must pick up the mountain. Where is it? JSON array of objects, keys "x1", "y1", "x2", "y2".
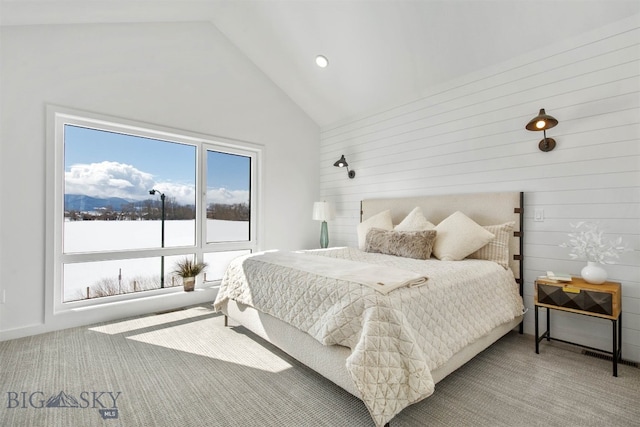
[
  {"x1": 46, "y1": 391, "x2": 80, "y2": 408},
  {"x1": 65, "y1": 194, "x2": 134, "y2": 212}
]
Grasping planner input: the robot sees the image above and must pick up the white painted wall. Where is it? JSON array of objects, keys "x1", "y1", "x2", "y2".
[
  {"x1": 0, "y1": 22, "x2": 319, "y2": 339},
  {"x1": 320, "y1": 16, "x2": 640, "y2": 362}
]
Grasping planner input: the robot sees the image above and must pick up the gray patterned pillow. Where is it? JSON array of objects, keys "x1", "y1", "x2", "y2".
[
  {"x1": 467, "y1": 221, "x2": 515, "y2": 269},
  {"x1": 365, "y1": 228, "x2": 437, "y2": 260}
]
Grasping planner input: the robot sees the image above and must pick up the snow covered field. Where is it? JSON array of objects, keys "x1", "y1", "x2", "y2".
[{"x1": 63, "y1": 219, "x2": 248, "y2": 301}]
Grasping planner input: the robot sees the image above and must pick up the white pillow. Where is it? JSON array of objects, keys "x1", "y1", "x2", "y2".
[
  {"x1": 394, "y1": 207, "x2": 435, "y2": 232},
  {"x1": 433, "y1": 211, "x2": 495, "y2": 261},
  {"x1": 357, "y1": 210, "x2": 393, "y2": 250}
]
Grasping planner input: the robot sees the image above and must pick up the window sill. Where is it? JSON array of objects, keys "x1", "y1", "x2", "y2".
[{"x1": 47, "y1": 284, "x2": 220, "y2": 335}]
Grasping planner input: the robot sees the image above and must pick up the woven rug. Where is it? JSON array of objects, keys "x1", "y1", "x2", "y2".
[{"x1": 1, "y1": 305, "x2": 638, "y2": 427}]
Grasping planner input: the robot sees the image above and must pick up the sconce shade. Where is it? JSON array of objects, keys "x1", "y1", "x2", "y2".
[
  {"x1": 333, "y1": 155, "x2": 348, "y2": 168},
  {"x1": 333, "y1": 154, "x2": 356, "y2": 178},
  {"x1": 525, "y1": 108, "x2": 558, "y2": 131},
  {"x1": 312, "y1": 201, "x2": 334, "y2": 221}
]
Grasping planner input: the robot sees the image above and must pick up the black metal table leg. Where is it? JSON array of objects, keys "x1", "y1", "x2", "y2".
[
  {"x1": 612, "y1": 318, "x2": 618, "y2": 377},
  {"x1": 546, "y1": 307, "x2": 550, "y2": 341},
  {"x1": 535, "y1": 305, "x2": 539, "y2": 354},
  {"x1": 620, "y1": 312, "x2": 623, "y2": 361}
]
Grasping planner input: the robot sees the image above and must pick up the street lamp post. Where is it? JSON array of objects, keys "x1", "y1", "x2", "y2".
[{"x1": 149, "y1": 189, "x2": 166, "y2": 288}]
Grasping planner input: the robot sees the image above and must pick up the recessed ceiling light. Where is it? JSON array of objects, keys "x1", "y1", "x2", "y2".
[{"x1": 315, "y1": 55, "x2": 329, "y2": 68}]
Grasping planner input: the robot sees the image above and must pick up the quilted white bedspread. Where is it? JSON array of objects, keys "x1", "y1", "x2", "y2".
[{"x1": 213, "y1": 247, "x2": 524, "y2": 427}]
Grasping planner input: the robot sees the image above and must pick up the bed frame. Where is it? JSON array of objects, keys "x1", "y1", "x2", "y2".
[{"x1": 220, "y1": 191, "x2": 524, "y2": 423}]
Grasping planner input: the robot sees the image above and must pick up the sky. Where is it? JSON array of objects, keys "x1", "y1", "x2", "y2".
[{"x1": 64, "y1": 125, "x2": 250, "y2": 205}]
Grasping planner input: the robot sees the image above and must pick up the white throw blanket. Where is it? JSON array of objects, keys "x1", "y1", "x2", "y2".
[
  {"x1": 214, "y1": 247, "x2": 524, "y2": 427},
  {"x1": 254, "y1": 251, "x2": 428, "y2": 294}
]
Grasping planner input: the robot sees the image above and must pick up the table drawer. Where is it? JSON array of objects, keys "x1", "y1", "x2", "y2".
[{"x1": 537, "y1": 283, "x2": 613, "y2": 316}]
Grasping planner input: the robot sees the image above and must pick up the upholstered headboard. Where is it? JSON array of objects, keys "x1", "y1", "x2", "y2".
[{"x1": 360, "y1": 192, "x2": 524, "y2": 292}]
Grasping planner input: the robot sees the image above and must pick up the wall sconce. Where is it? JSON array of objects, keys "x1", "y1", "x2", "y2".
[
  {"x1": 525, "y1": 108, "x2": 558, "y2": 152},
  {"x1": 333, "y1": 154, "x2": 355, "y2": 179}
]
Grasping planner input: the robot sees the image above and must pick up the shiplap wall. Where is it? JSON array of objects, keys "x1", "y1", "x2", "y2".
[{"x1": 319, "y1": 16, "x2": 640, "y2": 362}]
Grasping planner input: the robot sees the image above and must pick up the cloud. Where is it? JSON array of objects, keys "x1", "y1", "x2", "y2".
[
  {"x1": 207, "y1": 188, "x2": 249, "y2": 205},
  {"x1": 66, "y1": 161, "x2": 153, "y2": 198},
  {"x1": 151, "y1": 182, "x2": 197, "y2": 205},
  {"x1": 65, "y1": 161, "x2": 247, "y2": 206},
  {"x1": 65, "y1": 161, "x2": 195, "y2": 204}
]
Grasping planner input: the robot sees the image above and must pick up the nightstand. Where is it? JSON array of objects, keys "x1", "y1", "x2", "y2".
[{"x1": 534, "y1": 276, "x2": 622, "y2": 376}]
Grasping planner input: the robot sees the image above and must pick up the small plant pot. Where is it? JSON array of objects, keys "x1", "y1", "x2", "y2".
[{"x1": 182, "y1": 277, "x2": 196, "y2": 292}]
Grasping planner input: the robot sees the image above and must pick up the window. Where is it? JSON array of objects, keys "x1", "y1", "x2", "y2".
[{"x1": 48, "y1": 107, "x2": 260, "y2": 311}]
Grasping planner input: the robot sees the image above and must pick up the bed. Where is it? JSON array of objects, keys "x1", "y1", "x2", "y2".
[{"x1": 213, "y1": 192, "x2": 525, "y2": 427}]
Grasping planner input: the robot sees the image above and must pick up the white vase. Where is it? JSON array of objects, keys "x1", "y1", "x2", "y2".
[{"x1": 581, "y1": 261, "x2": 607, "y2": 284}]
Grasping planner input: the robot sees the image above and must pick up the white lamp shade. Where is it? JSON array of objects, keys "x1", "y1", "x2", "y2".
[{"x1": 312, "y1": 201, "x2": 334, "y2": 221}]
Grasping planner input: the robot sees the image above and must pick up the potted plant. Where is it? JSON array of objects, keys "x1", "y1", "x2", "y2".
[{"x1": 172, "y1": 257, "x2": 208, "y2": 291}]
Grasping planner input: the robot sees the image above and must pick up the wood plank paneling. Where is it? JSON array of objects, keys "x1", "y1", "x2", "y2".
[{"x1": 319, "y1": 16, "x2": 640, "y2": 361}]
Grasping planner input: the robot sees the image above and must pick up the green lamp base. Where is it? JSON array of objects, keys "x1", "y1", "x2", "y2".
[{"x1": 320, "y1": 221, "x2": 329, "y2": 248}]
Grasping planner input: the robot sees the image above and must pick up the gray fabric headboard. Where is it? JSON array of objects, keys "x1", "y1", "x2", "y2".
[{"x1": 360, "y1": 192, "x2": 524, "y2": 291}]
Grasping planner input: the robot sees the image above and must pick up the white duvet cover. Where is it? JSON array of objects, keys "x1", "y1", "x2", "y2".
[{"x1": 213, "y1": 247, "x2": 524, "y2": 427}]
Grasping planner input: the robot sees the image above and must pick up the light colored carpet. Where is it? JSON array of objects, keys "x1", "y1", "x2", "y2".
[{"x1": 1, "y1": 305, "x2": 638, "y2": 427}]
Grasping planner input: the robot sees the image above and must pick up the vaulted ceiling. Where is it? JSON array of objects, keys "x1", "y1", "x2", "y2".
[{"x1": 2, "y1": 0, "x2": 638, "y2": 127}]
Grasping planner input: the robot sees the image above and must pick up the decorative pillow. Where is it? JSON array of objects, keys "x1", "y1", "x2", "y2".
[
  {"x1": 468, "y1": 221, "x2": 515, "y2": 269},
  {"x1": 432, "y1": 211, "x2": 495, "y2": 261},
  {"x1": 365, "y1": 228, "x2": 437, "y2": 260},
  {"x1": 394, "y1": 207, "x2": 436, "y2": 232},
  {"x1": 357, "y1": 210, "x2": 393, "y2": 250}
]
